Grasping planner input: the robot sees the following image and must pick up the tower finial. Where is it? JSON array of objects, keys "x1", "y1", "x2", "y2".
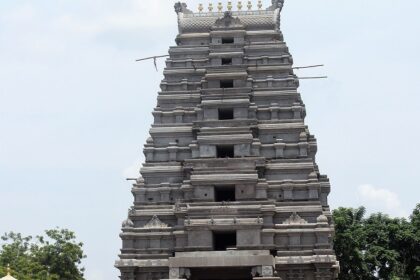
[
  {"x1": 227, "y1": 1, "x2": 233, "y2": 11},
  {"x1": 247, "y1": 1, "x2": 252, "y2": 10},
  {"x1": 198, "y1": 3, "x2": 203, "y2": 12},
  {"x1": 217, "y1": 2, "x2": 223, "y2": 12},
  {"x1": 268, "y1": 0, "x2": 284, "y2": 11},
  {"x1": 237, "y1": 1, "x2": 243, "y2": 11},
  {"x1": 6, "y1": 264, "x2": 11, "y2": 275}
]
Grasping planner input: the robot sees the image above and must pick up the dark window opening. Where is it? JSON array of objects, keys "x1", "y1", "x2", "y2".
[
  {"x1": 222, "y1": 58, "x2": 232, "y2": 65},
  {"x1": 222, "y1": 37, "x2": 234, "y2": 44},
  {"x1": 217, "y1": 145, "x2": 234, "y2": 158},
  {"x1": 220, "y1": 80, "x2": 234, "y2": 88},
  {"x1": 215, "y1": 186, "x2": 236, "y2": 202},
  {"x1": 213, "y1": 231, "x2": 236, "y2": 251},
  {"x1": 218, "y1": 108, "x2": 234, "y2": 120}
]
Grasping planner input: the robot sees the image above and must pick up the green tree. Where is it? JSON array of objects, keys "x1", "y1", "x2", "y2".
[
  {"x1": 0, "y1": 228, "x2": 86, "y2": 280},
  {"x1": 333, "y1": 207, "x2": 372, "y2": 280},
  {"x1": 333, "y1": 205, "x2": 420, "y2": 280},
  {"x1": 406, "y1": 204, "x2": 420, "y2": 279}
]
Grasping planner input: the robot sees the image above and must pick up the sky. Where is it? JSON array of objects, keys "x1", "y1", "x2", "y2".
[{"x1": 0, "y1": 0, "x2": 419, "y2": 279}]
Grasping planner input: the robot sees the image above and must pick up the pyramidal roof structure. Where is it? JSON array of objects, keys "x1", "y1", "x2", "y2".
[{"x1": 116, "y1": 1, "x2": 339, "y2": 279}]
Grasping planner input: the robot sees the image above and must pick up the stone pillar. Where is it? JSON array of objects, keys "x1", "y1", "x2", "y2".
[
  {"x1": 181, "y1": 78, "x2": 188, "y2": 90},
  {"x1": 267, "y1": 75, "x2": 274, "y2": 87},
  {"x1": 292, "y1": 103, "x2": 302, "y2": 119},
  {"x1": 160, "y1": 184, "x2": 171, "y2": 202},
  {"x1": 189, "y1": 142, "x2": 199, "y2": 158},
  {"x1": 252, "y1": 139, "x2": 262, "y2": 156},
  {"x1": 274, "y1": 139, "x2": 286, "y2": 158},
  {"x1": 270, "y1": 103, "x2": 279, "y2": 120},
  {"x1": 181, "y1": 183, "x2": 193, "y2": 200},
  {"x1": 144, "y1": 147, "x2": 154, "y2": 162},
  {"x1": 168, "y1": 142, "x2": 178, "y2": 161},
  {"x1": 135, "y1": 188, "x2": 147, "y2": 203},
  {"x1": 283, "y1": 185, "x2": 293, "y2": 200},
  {"x1": 298, "y1": 132, "x2": 308, "y2": 157},
  {"x1": 256, "y1": 180, "x2": 268, "y2": 199},
  {"x1": 153, "y1": 110, "x2": 163, "y2": 123},
  {"x1": 174, "y1": 108, "x2": 184, "y2": 123},
  {"x1": 195, "y1": 108, "x2": 203, "y2": 121}
]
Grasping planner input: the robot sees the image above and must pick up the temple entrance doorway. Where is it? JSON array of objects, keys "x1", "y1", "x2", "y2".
[{"x1": 190, "y1": 267, "x2": 252, "y2": 280}]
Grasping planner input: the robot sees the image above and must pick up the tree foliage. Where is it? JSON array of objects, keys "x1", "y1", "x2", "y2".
[
  {"x1": 0, "y1": 228, "x2": 86, "y2": 280},
  {"x1": 333, "y1": 204, "x2": 420, "y2": 280}
]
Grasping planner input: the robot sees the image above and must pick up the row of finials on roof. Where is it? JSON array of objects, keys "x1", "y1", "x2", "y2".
[{"x1": 197, "y1": 1, "x2": 265, "y2": 12}]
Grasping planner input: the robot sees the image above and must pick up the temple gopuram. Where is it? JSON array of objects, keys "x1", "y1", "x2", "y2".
[{"x1": 116, "y1": 1, "x2": 339, "y2": 279}]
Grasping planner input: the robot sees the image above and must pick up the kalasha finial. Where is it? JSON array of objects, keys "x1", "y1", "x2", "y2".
[
  {"x1": 237, "y1": 1, "x2": 243, "y2": 10},
  {"x1": 217, "y1": 2, "x2": 223, "y2": 12},
  {"x1": 227, "y1": 1, "x2": 233, "y2": 11},
  {"x1": 258, "y1": 0, "x2": 263, "y2": 9},
  {"x1": 208, "y1": 3, "x2": 214, "y2": 11},
  {"x1": 198, "y1": 3, "x2": 203, "y2": 12},
  {"x1": 247, "y1": 1, "x2": 252, "y2": 10},
  {"x1": 6, "y1": 264, "x2": 11, "y2": 275}
]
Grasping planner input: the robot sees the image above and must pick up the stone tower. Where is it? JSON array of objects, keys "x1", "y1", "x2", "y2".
[{"x1": 116, "y1": 1, "x2": 339, "y2": 279}]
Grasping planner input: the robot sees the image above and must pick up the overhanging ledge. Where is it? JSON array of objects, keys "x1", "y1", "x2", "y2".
[{"x1": 169, "y1": 250, "x2": 275, "y2": 268}]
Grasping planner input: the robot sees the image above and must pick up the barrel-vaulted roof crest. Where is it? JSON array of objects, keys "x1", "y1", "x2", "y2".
[
  {"x1": 174, "y1": 1, "x2": 284, "y2": 33},
  {"x1": 213, "y1": 11, "x2": 243, "y2": 28}
]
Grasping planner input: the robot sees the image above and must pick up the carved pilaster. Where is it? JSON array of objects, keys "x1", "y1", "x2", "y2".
[
  {"x1": 274, "y1": 139, "x2": 286, "y2": 158},
  {"x1": 168, "y1": 142, "x2": 178, "y2": 161},
  {"x1": 270, "y1": 103, "x2": 279, "y2": 120},
  {"x1": 252, "y1": 139, "x2": 262, "y2": 156}
]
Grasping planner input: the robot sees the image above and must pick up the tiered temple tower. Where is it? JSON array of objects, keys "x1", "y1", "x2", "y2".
[{"x1": 116, "y1": 1, "x2": 339, "y2": 279}]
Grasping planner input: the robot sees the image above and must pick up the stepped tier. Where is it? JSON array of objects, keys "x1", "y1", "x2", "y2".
[{"x1": 117, "y1": 1, "x2": 339, "y2": 280}]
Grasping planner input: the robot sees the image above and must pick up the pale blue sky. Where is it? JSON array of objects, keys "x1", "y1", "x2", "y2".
[{"x1": 0, "y1": 1, "x2": 419, "y2": 279}]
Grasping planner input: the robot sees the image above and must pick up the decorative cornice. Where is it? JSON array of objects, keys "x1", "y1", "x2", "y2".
[
  {"x1": 283, "y1": 212, "x2": 307, "y2": 225},
  {"x1": 143, "y1": 215, "x2": 169, "y2": 229}
]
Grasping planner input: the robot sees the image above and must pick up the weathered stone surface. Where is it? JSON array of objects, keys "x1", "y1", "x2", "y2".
[{"x1": 116, "y1": 2, "x2": 339, "y2": 280}]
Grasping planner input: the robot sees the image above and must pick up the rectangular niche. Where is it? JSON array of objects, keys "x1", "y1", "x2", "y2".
[
  {"x1": 213, "y1": 231, "x2": 236, "y2": 251},
  {"x1": 220, "y1": 80, "x2": 234, "y2": 88},
  {"x1": 218, "y1": 108, "x2": 234, "y2": 120},
  {"x1": 215, "y1": 185, "x2": 236, "y2": 202},
  {"x1": 222, "y1": 58, "x2": 233, "y2": 65},
  {"x1": 216, "y1": 145, "x2": 234, "y2": 158},
  {"x1": 221, "y1": 37, "x2": 234, "y2": 44}
]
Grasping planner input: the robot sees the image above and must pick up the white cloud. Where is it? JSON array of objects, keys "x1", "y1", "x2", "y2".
[{"x1": 358, "y1": 184, "x2": 408, "y2": 217}]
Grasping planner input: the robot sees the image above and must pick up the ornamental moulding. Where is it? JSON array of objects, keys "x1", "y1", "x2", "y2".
[
  {"x1": 143, "y1": 215, "x2": 169, "y2": 229},
  {"x1": 283, "y1": 212, "x2": 307, "y2": 225}
]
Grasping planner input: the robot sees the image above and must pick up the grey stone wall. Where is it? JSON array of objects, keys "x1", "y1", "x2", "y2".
[{"x1": 116, "y1": 2, "x2": 339, "y2": 280}]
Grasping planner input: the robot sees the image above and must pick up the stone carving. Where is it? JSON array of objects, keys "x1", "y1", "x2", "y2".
[
  {"x1": 214, "y1": 11, "x2": 242, "y2": 28},
  {"x1": 174, "y1": 2, "x2": 192, "y2": 14},
  {"x1": 169, "y1": 268, "x2": 180, "y2": 279},
  {"x1": 262, "y1": 266, "x2": 273, "y2": 277},
  {"x1": 143, "y1": 215, "x2": 168, "y2": 229},
  {"x1": 271, "y1": 0, "x2": 285, "y2": 11},
  {"x1": 283, "y1": 212, "x2": 308, "y2": 225},
  {"x1": 117, "y1": 1, "x2": 339, "y2": 279},
  {"x1": 174, "y1": 199, "x2": 181, "y2": 211},
  {"x1": 317, "y1": 214, "x2": 329, "y2": 224},
  {"x1": 122, "y1": 218, "x2": 134, "y2": 228}
]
